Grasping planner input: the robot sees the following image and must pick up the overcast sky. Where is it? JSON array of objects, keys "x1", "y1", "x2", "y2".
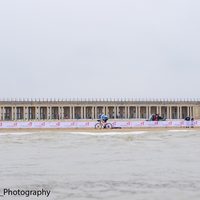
[{"x1": 0, "y1": 0, "x2": 200, "y2": 99}]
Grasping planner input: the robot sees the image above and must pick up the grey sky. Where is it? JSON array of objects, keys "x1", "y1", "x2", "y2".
[{"x1": 0, "y1": 0, "x2": 200, "y2": 99}]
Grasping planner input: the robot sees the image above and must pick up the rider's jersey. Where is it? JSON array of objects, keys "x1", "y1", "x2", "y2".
[
  {"x1": 99, "y1": 114, "x2": 104, "y2": 121},
  {"x1": 104, "y1": 115, "x2": 108, "y2": 119}
]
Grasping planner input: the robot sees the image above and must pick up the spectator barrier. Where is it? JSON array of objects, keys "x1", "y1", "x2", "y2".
[{"x1": 0, "y1": 121, "x2": 199, "y2": 129}]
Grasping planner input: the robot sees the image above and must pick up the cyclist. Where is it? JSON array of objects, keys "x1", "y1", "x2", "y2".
[{"x1": 103, "y1": 115, "x2": 108, "y2": 123}]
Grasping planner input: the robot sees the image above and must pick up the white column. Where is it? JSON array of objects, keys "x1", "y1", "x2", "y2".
[
  {"x1": 61, "y1": 107, "x2": 63, "y2": 120},
  {"x1": 35, "y1": 107, "x2": 37, "y2": 120},
  {"x1": 187, "y1": 106, "x2": 189, "y2": 117},
  {"x1": 15, "y1": 107, "x2": 16, "y2": 120},
  {"x1": 95, "y1": 106, "x2": 97, "y2": 119},
  {"x1": 117, "y1": 106, "x2": 119, "y2": 118},
  {"x1": 81, "y1": 106, "x2": 83, "y2": 119},
  {"x1": 180, "y1": 106, "x2": 182, "y2": 119},
  {"x1": 127, "y1": 106, "x2": 130, "y2": 119},
  {"x1": 73, "y1": 106, "x2": 75, "y2": 119},
  {"x1": 70, "y1": 107, "x2": 72, "y2": 119},
  {"x1": 146, "y1": 106, "x2": 148, "y2": 119},
  {"x1": 84, "y1": 106, "x2": 86, "y2": 119},
  {"x1": 138, "y1": 106, "x2": 140, "y2": 119},
  {"x1": 27, "y1": 107, "x2": 29, "y2": 120},
  {"x1": 50, "y1": 107, "x2": 52, "y2": 119},
  {"x1": 170, "y1": 106, "x2": 172, "y2": 119},
  {"x1": 38, "y1": 107, "x2": 40, "y2": 120}
]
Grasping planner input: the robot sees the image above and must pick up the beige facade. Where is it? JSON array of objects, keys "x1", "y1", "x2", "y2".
[{"x1": 0, "y1": 99, "x2": 200, "y2": 121}]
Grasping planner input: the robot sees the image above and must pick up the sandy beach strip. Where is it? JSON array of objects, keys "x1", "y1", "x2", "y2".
[{"x1": 0, "y1": 127, "x2": 199, "y2": 133}]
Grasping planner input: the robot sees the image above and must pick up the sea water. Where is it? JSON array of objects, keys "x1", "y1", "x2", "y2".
[{"x1": 0, "y1": 130, "x2": 200, "y2": 200}]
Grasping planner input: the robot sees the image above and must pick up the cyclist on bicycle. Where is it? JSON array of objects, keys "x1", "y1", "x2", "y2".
[{"x1": 98, "y1": 113, "x2": 108, "y2": 124}]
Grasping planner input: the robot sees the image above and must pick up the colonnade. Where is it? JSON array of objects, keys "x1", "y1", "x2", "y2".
[{"x1": 0, "y1": 105, "x2": 195, "y2": 121}]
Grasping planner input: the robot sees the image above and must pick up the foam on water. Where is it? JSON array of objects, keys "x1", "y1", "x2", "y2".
[
  {"x1": 70, "y1": 131, "x2": 147, "y2": 136},
  {"x1": 167, "y1": 130, "x2": 195, "y2": 132},
  {"x1": 0, "y1": 132, "x2": 34, "y2": 136}
]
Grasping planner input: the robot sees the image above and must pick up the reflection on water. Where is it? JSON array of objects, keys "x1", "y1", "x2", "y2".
[{"x1": 0, "y1": 130, "x2": 200, "y2": 200}]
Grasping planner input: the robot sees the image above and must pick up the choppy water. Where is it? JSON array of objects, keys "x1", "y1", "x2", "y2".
[{"x1": 0, "y1": 129, "x2": 200, "y2": 200}]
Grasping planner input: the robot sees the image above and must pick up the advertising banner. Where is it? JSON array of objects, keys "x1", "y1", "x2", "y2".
[
  {"x1": 76, "y1": 121, "x2": 96, "y2": 128},
  {"x1": 111, "y1": 121, "x2": 132, "y2": 127},
  {"x1": 60, "y1": 122, "x2": 76, "y2": 128},
  {"x1": 0, "y1": 121, "x2": 200, "y2": 129}
]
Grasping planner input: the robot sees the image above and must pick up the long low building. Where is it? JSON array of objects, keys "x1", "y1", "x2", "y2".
[{"x1": 0, "y1": 98, "x2": 200, "y2": 121}]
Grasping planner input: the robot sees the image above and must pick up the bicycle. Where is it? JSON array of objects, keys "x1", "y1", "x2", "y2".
[{"x1": 95, "y1": 120, "x2": 113, "y2": 129}]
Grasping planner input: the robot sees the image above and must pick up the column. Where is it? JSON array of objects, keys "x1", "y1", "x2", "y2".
[
  {"x1": 38, "y1": 107, "x2": 40, "y2": 120},
  {"x1": 27, "y1": 107, "x2": 29, "y2": 120},
  {"x1": 95, "y1": 106, "x2": 97, "y2": 119},
  {"x1": 15, "y1": 107, "x2": 17, "y2": 120},
  {"x1": 125, "y1": 106, "x2": 127, "y2": 119},
  {"x1": 146, "y1": 106, "x2": 148, "y2": 119},
  {"x1": 166, "y1": 106, "x2": 169, "y2": 119},
  {"x1": 187, "y1": 106, "x2": 189, "y2": 117},
  {"x1": 70, "y1": 107, "x2": 72, "y2": 119},
  {"x1": 149, "y1": 106, "x2": 151, "y2": 116},
  {"x1": 180, "y1": 106, "x2": 182, "y2": 119},
  {"x1": 138, "y1": 106, "x2": 140, "y2": 119},
  {"x1": 127, "y1": 106, "x2": 130, "y2": 119},
  {"x1": 170, "y1": 106, "x2": 172, "y2": 119},
  {"x1": 72, "y1": 106, "x2": 75, "y2": 119},
  {"x1": 50, "y1": 107, "x2": 52, "y2": 119},
  {"x1": 117, "y1": 106, "x2": 119, "y2": 118},
  {"x1": 58, "y1": 107, "x2": 60, "y2": 120},
  {"x1": 81, "y1": 106, "x2": 83, "y2": 119},
  {"x1": 84, "y1": 106, "x2": 86, "y2": 119}
]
